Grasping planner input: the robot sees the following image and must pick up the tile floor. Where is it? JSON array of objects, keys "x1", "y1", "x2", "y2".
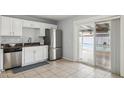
[{"x1": 0, "y1": 59, "x2": 121, "y2": 78}]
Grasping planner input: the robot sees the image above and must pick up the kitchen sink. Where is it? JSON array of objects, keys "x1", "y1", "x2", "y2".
[{"x1": 24, "y1": 42, "x2": 41, "y2": 47}]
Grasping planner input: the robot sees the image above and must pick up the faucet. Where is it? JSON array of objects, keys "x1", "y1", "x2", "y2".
[{"x1": 28, "y1": 37, "x2": 32, "y2": 43}]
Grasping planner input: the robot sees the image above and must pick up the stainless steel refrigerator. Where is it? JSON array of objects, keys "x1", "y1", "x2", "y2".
[{"x1": 44, "y1": 29, "x2": 62, "y2": 60}]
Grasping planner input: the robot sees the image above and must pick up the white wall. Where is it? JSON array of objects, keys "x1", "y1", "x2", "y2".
[
  {"x1": 58, "y1": 15, "x2": 95, "y2": 61},
  {"x1": 120, "y1": 16, "x2": 124, "y2": 76},
  {"x1": 111, "y1": 18, "x2": 120, "y2": 75}
]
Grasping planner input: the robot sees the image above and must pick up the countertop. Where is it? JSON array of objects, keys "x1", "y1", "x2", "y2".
[{"x1": 0, "y1": 42, "x2": 48, "y2": 49}]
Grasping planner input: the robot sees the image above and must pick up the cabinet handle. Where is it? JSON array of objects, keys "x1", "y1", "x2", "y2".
[{"x1": 13, "y1": 32, "x2": 14, "y2": 36}]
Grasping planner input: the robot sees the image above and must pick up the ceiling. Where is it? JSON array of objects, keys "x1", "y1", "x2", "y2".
[{"x1": 29, "y1": 15, "x2": 77, "y2": 21}]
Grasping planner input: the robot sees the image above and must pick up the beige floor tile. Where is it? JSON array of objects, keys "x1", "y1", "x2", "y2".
[
  {"x1": 55, "y1": 71, "x2": 71, "y2": 78},
  {"x1": 34, "y1": 67, "x2": 49, "y2": 74},
  {"x1": 95, "y1": 69, "x2": 110, "y2": 75},
  {"x1": 68, "y1": 72, "x2": 89, "y2": 78},
  {"x1": 9, "y1": 74, "x2": 25, "y2": 78},
  {"x1": 23, "y1": 70, "x2": 39, "y2": 78},
  {"x1": 104, "y1": 73, "x2": 121, "y2": 78},
  {"x1": 87, "y1": 73, "x2": 106, "y2": 78},
  {"x1": 0, "y1": 73, "x2": 8, "y2": 78},
  {"x1": 39, "y1": 71, "x2": 57, "y2": 78},
  {"x1": 61, "y1": 68, "x2": 77, "y2": 75},
  {"x1": 48, "y1": 68, "x2": 62, "y2": 74}
]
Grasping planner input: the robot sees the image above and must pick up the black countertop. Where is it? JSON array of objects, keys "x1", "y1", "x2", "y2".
[{"x1": 1, "y1": 42, "x2": 48, "y2": 49}]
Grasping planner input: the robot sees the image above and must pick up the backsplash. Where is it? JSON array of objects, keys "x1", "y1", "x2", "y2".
[
  {"x1": 0, "y1": 36, "x2": 22, "y2": 44},
  {"x1": 0, "y1": 28, "x2": 44, "y2": 44}
]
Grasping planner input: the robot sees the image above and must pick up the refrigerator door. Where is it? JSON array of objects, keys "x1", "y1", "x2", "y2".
[
  {"x1": 44, "y1": 29, "x2": 62, "y2": 48},
  {"x1": 50, "y1": 29, "x2": 56, "y2": 48},
  {"x1": 49, "y1": 48, "x2": 62, "y2": 60},
  {"x1": 56, "y1": 30, "x2": 62, "y2": 48}
]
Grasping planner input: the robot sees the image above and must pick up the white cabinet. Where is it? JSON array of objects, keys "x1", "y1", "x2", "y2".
[
  {"x1": 43, "y1": 46, "x2": 48, "y2": 59},
  {"x1": 22, "y1": 20, "x2": 41, "y2": 28},
  {"x1": 0, "y1": 16, "x2": 12, "y2": 36},
  {"x1": 0, "y1": 16, "x2": 22, "y2": 36},
  {"x1": 40, "y1": 23, "x2": 46, "y2": 36},
  {"x1": 23, "y1": 47, "x2": 34, "y2": 66},
  {"x1": 0, "y1": 16, "x2": 57, "y2": 37},
  {"x1": 0, "y1": 49, "x2": 3, "y2": 71},
  {"x1": 40, "y1": 23, "x2": 57, "y2": 36},
  {"x1": 12, "y1": 18, "x2": 22, "y2": 36},
  {"x1": 22, "y1": 20, "x2": 32, "y2": 27},
  {"x1": 34, "y1": 46, "x2": 43, "y2": 62},
  {"x1": 22, "y1": 46, "x2": 48, "y2": 66},
  {"x1": 44, "y1": 23, "x2": 57, "y2": 29}
]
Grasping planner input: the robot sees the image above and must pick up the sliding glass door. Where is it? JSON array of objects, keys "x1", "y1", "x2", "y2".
[
  {"x1": 95, "y1": 22, "x2": 111, "y2": 70},
  {"x1": 78, "y1": 18, "x2": 120, "y2": 73},
  {"x1": 78, "y1": 23, "x2": 95, "y2": 66}
]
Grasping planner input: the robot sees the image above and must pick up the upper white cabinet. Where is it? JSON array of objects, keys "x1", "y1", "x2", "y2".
[
  {"x1": 40, "y1": 23, "x2": 46, "y2": 36},
  {"x1": 22, "y1": 20, "x2": 41, "y2": 28},
  {"x1": 0, "y1": 16, "x2": 57, "y2": 37},
  {"x1": 0, "y1": 16, "x2": 22, "y2": 36},
  {"x1": 0, "y1": 16, "x2": 12, "y2": 36},
  {"x1": 12, "y1": 18, "x2": 22, "y2": 36},
  {"x1": 44, "y1": 23, "x2": 57, "y2": 29},
  {"x1": 40, "y1": 23, "x2": 57, "y2": 36}
]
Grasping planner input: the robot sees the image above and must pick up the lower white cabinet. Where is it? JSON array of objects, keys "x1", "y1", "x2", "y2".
[
  {"x1": 23, "y1": 47, "x2": 34, "y2": 66},
  {"x1": 0, "y1": 49, "x2": 3, "y2": 71},
  {"x1": 22, "y1": 46, "x2": 48, "y2": 66}
]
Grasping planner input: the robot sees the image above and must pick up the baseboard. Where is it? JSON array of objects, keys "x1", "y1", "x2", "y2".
[{"x1": 62, "y1": 57, "x2": 74, "y2": 61}]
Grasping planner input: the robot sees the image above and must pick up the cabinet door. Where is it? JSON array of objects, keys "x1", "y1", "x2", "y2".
[
  {"x1": 22, "y1": 20, "x2": 32, "y2": 27},
  {"x1": 32, "y1": 22, "x2": 41, "y2": 28},
  {"x1": 12, "y1": 18, "x2": 22, "y2": 36},
  {"x1": 24, "y1": 47, "x2": 34, "y2": 66},
  {"x1": 0, "y1": 49, "x2": 3, "y2": 71},
  {"x1": 34, "y1": 47, "x2": 43, "y2": 62},
  {"x1": 0, "y1": 16, "x2": 12, "y2": 36},
  {"x1": 40, "y1": 24, "x2": 45, "y2": 36},
  {"x1": 43, "y1": 46, "x2": 48, "y2": 59},
  {"x1": 50, "y1": 24, "x2": 57, "y2": 29},
  {"x1": 45, "y1": 23, "x2": 57, "y2": 29}
]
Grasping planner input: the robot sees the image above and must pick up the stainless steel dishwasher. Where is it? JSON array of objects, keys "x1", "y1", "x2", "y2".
[{"x1": 3, "y1": 44, "x2": 22, "y2": 70}]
